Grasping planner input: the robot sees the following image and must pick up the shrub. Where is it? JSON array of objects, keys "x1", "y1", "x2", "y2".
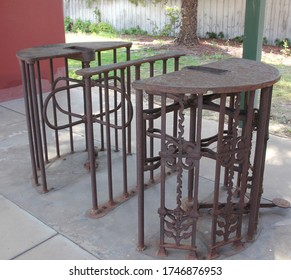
[
  {"x1": 71, "y1": 18, "x2": 85, "y2": 33},
  {"x1": 160, "y1": 6, "x2": 180, "y2": 36},
  {"x1": 82, "y1": 20, "x2": 92, "y2": 33},
  {"x1": 275, "y1": 38, "x2": 291, "y2": 47},
  {"x1": 64, "y1": 17, "x2": 74, "y2": 32},
  {"x1": 206, "y1": 32, "x2": 217, "y2": 39},
  {"x1": 67, "y1": 18, "x2": 116, "y2": 35},
  {"x1": 97, "y1": 22, "x2": 116, "y2": 34},
  {"x1": 233, "y1": 35, "x2": 244, "y2": 43},
  {"x1": 263, "y1": 37, "x2": 268, "y2": 45},
  {"x1": 282, "y1": 39, "x2": 291, "y2": 56},
  {"x1": 89, "y1": 23, "x2": 99, "y2": 34},
  {"x1": 121, "y1": 26, "x2": 148, "y2": 35},
  {"x1": 218, "y1": 32, "x2": 225, "y2": 39},
  {"x1": 70, "y1": 19, "x2": 91, "y2": 33}
]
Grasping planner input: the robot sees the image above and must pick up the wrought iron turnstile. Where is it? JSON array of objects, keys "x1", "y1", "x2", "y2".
[
  {"x1": 17, "y1": 43, "x2": 186, "y2": 217},
  {"x1": 133, "y1": 58, "x2": 281, "y2": 259},
  {"x1": 17, "y1": 42, "x2": 132, "y2": 209}
]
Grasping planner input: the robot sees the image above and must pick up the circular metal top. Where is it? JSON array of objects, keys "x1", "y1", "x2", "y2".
[
  {"x1": 16, "y1": 41, "x2": 132, "y2": 63},
  {"x1": 132, "y1": 58, "x2": 281, "y2": 94}
]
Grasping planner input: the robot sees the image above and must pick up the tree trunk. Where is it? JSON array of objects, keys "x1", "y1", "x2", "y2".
[{"x1": 175, "y1": 0, "x2": 199, "y2": 45}]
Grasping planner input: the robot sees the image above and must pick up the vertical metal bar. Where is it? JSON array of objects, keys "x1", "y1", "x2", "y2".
[
  {"x1": 20, "y1": 61, "x2": 39, "y2": 186},
  {"x1": 195, "y1": 94, "x2": 203, "y2": 209},
  {"x1": 149, "y1": 62, "x2": 155, "y2": 182},
  {"x1": 149, "y1": 62, "x2": 154, "y2": 78},
  {"x1": 113, "y1": 48, "x2": 119, "y2": 152},
  {"x1": 82, "y1": 61, "x2": 89, "y2": 152},
  {"x1": 49, "y1": 59, "x2": 60, "y2": 157},
  {"x1": 173, "y1": 111, "x2": 178, "y2": 139},
  {"x1": 188, "y1": 96, "x2": 196, "y2": 201},
  {"x1": 242, "y1": 0, "x2": 266, "y2": 109},
  {"x1": 136, "y1": 89, "x2": 145, "y2": 251},
  {"x1": 209, "y1": 94, "x2": 227, "y2": 258},
  {"x1": 189, "y1": 93, "x2": 203, "y2": 259},
  {"x1": 157, "y1": 93, "x2": 167, "y2": 256},
  {"x1": 237, "y1": 90, "x2": 255, "y2": 240},
  {"x1": 98, "y1": 51, "x2": 105, "y2": 151},
  {"x1": 223, "y1": 95, "x2": 234, "y2": 187},
  {"x1": 120, "y1": 68, "x2": 128, "y2": 196},
  {"x1": 65, "y1": 58, "x2": 74, "y2": 153},
  {"x1": 36, "y1": 61, "x2": 49, "y2": 163},
  {"x1": 126, "y1": 46, "x2": 132, "y2": 155},
  {"x1": 135, "y1": 66, "x2": 145, "y2": 166},
  {"x1": 84, "y1": 76, "x2": 98, "y2": 211},
  {"x1": 135, "y1": 65, "x2": 141, "y2": 87},
  {"x1": 236, "y1": 92, "x2": 248, "y2": 194},
  {"x1": 243, "y1": 0, "x2": 266, "y2": 61},
  {"x1": 26, "y1": 63, "x2": 40, "y2": 170},
  {"x1": 173, "y1": 58, "x2": 179, "y2": 139},
  {"x1": 247, "y1": 86, "x2": 273, "y2": 240},
  {"x1": 104, "y1": 72, "x2": 114, "y2": 205},
  {"x1": 29, "y1": 63, "x2": 48, "y2": 192},
  {"x1": 162, "y1": 59, "x2": 167, "y2": 74},
  {"x1": 174, "y1": 57, "x2": 179, "y2": 71}
]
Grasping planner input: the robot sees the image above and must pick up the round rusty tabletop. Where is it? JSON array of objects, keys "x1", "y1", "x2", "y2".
[{"x1": 132, "y1": 58, "x2": 281, "y2": 95}]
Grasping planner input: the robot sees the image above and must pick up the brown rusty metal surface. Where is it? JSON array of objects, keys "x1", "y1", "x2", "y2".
[
  {"x1": 272, "y1": 198, "x2": 291, "y2": 208},
  {"x1": 133, "y1": 58, "x2": 281, "y2": 259},
  {"x1": 132, "y1": 58, "x2": 281, "y2": 94},
  {"x1": 245, "y1": 193, "x2": 291, "y2": 208},
  {"x1": 16, "y1": 42, "x2": 132, "y2": 63}
]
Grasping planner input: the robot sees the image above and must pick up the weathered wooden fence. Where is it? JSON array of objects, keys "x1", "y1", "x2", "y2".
[{"x1": 63, "y1": 0, "x2": 291, "y2": 44}]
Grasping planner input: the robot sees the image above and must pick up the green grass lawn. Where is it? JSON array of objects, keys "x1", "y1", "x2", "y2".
[
  {"x1": 68, "y1": 48, "x2": 227, "y2": 80},
  {"x1": 67, "y1": 39, "x2": 291, "y2": 106},
  {"x1": 66, "y1": 33, "x2": 291, "y2": 136},
  {"x1": 271, "y1": 64, "x2": 291, "y2": 100}
]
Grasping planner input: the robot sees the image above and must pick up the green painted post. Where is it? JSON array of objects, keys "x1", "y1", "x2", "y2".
[
  {"x1": 243, "y1": 0, "x2": 266, "y2": 61},
  {"x1": 241, "y1": 0, "x2": 266, "y2": 112}
]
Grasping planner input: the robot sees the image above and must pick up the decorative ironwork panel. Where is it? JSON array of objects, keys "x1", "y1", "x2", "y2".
[
  {"x1": 209, "y1": 91, "x2": 256, "y2": 258},
  {"x1": 157, "y1": 94, "x2": 202, "y2": 259}
]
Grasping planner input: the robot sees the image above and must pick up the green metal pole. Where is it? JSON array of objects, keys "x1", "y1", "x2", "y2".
[
  {"x1": 241, "y1": 0, "x2": 266, "y2": 111},
  {"x1": 243, "y1": 0, "x2": 266, "y2": 61}
]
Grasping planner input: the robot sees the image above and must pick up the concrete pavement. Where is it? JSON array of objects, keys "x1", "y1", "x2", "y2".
[{"x1": 0, "y1": 96, "x2": 291, "y2": 260}]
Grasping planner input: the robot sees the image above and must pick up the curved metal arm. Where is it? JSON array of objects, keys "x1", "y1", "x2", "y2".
[{"x1": 43, "y1": 76, "x2": 133, "y2": 130}]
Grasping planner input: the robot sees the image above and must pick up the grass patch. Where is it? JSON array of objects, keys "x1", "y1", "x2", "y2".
[
  {"x1": 67, "y1": 40, "x2": 290, "y2": 105},
  {"x1": 65, "y1": 32, "x2": 291, "y2": 137},
  {"x1": 68, "y1": 48, "x2": 228, "y2": 80},
  {"x1": 270, "y1": 64, "x2": 291, "y2": 101}
]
